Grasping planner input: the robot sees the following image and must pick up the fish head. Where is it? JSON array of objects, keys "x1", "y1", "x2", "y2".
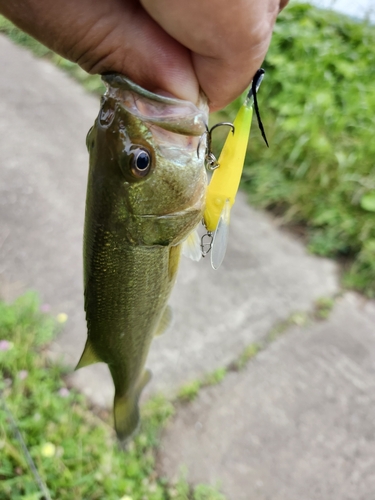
[{"x1": 87, "y1": 75, "x2": 209, "y2": 246}]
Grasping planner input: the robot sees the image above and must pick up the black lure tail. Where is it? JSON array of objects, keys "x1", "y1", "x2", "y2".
[{"x1": 248, "y1": 68, "x2": 269, "y2": 148}]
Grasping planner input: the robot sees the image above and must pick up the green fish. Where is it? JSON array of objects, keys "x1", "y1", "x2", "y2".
[{"x1": 77, "y1": 74, "x2": 208, "y2": 441}]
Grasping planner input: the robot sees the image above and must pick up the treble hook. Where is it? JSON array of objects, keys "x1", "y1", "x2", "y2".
[
  {"x1": 203, "y1": 122, "x2": 235, "y2": 170},
  {"x1": 201, "y1": 230, "x2": 213, "y2": 257},
  {"x1": 197, "y1": 67, "x2": 268, "y2": 166}
]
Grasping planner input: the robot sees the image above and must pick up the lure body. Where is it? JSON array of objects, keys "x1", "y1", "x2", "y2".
[
  {"x1": 203, "y1": 69, "x2": 266, "y2": 269},
  {"x1": 203, "y1": 100, "x2": 253, "y2": 269},
  {"x1": 204, "y1": 102, "x2": 253, "y2": 233}
]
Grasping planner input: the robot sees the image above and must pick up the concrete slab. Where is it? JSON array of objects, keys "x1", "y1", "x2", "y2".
[
  {"x1": 143, "y1": 193, "x2": 339, "y2": 398},
  {"x1": 0, "y1": 37, "x2": 96, "y2": 341},
  {"x1": 157, "y1": 293, "x2": 375, "y2": 500},
  {"x1": 0, "y1": 34, "x2": 103, "y2": 380},
  {"x1": 0, "y1": 35, "x2": 339, "y2": 408}
]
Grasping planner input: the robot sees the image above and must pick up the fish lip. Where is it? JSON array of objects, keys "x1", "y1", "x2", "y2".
[
  {"x1": 103, "y1": 73, "x2": 204, "y2": 109},
  {"x1": 102, "y1": 73, "x2": 208, "y2": 137}
]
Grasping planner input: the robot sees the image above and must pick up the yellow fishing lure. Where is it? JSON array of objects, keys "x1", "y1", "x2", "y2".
[
  {"x1": 204, "y1": 102, "x2": 253, "y2": 232},
  {"x1": 203, "y1": 69, "x2": 266, "y2": 269}
]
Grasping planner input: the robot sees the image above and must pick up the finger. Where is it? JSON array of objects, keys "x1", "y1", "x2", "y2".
[
  {"x1": 140, "y1": 0, "x2": 284, "y2": 110},
  {"x1": 192, "y1": 32, "x2": 272, "y2": 112},
  {"x1": 78, "y1": 0, "x2": 200, "y2": 104}
]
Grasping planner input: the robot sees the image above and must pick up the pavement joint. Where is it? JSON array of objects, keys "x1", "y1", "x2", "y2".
[{"x1": 171, "y1": 292, "x2": 341, "y2": 405}]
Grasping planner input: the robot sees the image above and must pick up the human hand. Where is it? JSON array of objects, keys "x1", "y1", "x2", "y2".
[{"x1": 0, "y1": 0, "x2": 287, "y2": 111}]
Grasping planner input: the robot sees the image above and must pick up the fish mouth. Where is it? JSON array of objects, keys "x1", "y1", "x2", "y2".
[{"x1": 102, "y1": 73, "x2": 208, "y2": 137}]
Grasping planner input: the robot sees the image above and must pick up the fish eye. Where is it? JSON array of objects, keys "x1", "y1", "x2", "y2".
[{"x1": 130, "y1": 149, "x2": 152, "y2": 178}]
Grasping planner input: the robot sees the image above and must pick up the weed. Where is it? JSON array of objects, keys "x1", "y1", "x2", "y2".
[
  {"x1": 192, "y1": 484, "x2": 226, "y2": 500},
  {"x1": 177, "y1": 380, "x2": 202, "y2": 403},
  {"x1": 177, "y1": 368, "x2": 228, "y2": 403},
  {"x1": 234, "y1": 343, "x2": 261, "y2": 371},
  {"x1": 168, "y1": 472, "x2": 225, "y2": 500},
  {"x1": 314, "y1": 296, "x2": 335, "y2": 319},
  {"x1": 203, "y1": 368, "x2": 227, "y2": 386},
  {"x1": 266, "y1": 311, "x2": 309, "y2": 343}
]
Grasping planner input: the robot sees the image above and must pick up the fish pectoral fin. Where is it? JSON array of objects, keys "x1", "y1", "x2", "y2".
[
  {"x1": 75, "y1": 339, "x2": 101, "y2": 370},
  {"x1": 114, "y1": 369, "x2": 152, "y2": 442},
  {"x1": 154, "y1": 305, "x2": 173, "y2": 336},
  {"x1": 182, "y1": 229, "x2": 202, "y2": 262}
]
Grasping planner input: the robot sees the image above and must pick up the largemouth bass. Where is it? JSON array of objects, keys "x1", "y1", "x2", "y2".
[{"x1": 77, "y1": 74, "x2": 208, "y2": 441}]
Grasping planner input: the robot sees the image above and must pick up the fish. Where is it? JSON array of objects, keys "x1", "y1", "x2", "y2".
[
  {"x1": 77, "y1": 74, "x2": 208, "y2": 442},
  {"x1": 203, "y1": 69, "x2": 267, "y2": 270}
]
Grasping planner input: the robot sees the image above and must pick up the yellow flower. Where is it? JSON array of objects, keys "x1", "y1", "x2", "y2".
[
  {"x1": 56, "y1": 313, "x2": 68, "y2": 324},
  {"x1": 41, "y1": 442, "x2": 56, "y2": 458}
]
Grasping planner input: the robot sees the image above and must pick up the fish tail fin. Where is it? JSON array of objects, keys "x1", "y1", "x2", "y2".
[
  {"x1": 114, "y1": 393, "x2": 140, "y2": 443},
  {"x1": 114, "y1": 369, "x2": 152, "y2": 442}
]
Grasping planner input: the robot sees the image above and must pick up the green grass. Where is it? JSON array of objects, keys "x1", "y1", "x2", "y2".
[
  {"x1": 233, "y1": 343, "x2": 261, "y2": 371},
  {"x1": 177, "y1": 296, "x2": 337, "y2": 397},
  {"x1": 0, "y1": 293, "x2": 226, "y2": 500},
  {"x1": 177, "y1": 368, "x2": 227, "y2": 403},
  {"x1": 217, "y1": 2, "x2": 375, "y2": 296},
  {"x1": 5, "y1": 292, "x2": 311, "y2": 499},
  {"x1": 314, "y1": 296, "x2": 336, "y2": 320}
]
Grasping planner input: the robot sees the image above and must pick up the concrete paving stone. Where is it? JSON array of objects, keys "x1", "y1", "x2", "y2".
[
  {"x1": 143, "y1": 194, "x2": 339, "y2": 400},
  {"x1": 157, "y1": 293, "x2": 375, "y2": 500},
  {"x1": 0, "y1": 35, "x2": 339, "y2": 408},
  {"x1": 0, "y1": 35, "x2": 102, "y2": 376}
]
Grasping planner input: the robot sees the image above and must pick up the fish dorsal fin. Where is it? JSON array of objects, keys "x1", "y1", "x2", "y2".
[
  {"x1": 154, "y1": 305, "x2": 173, "y2": 336},
  {"x1": 75, "y1": 339, "x2": 100, "y2": 370},
  {"x1": 182, "y1": 229, "x2": 202, "y2": 262}
]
